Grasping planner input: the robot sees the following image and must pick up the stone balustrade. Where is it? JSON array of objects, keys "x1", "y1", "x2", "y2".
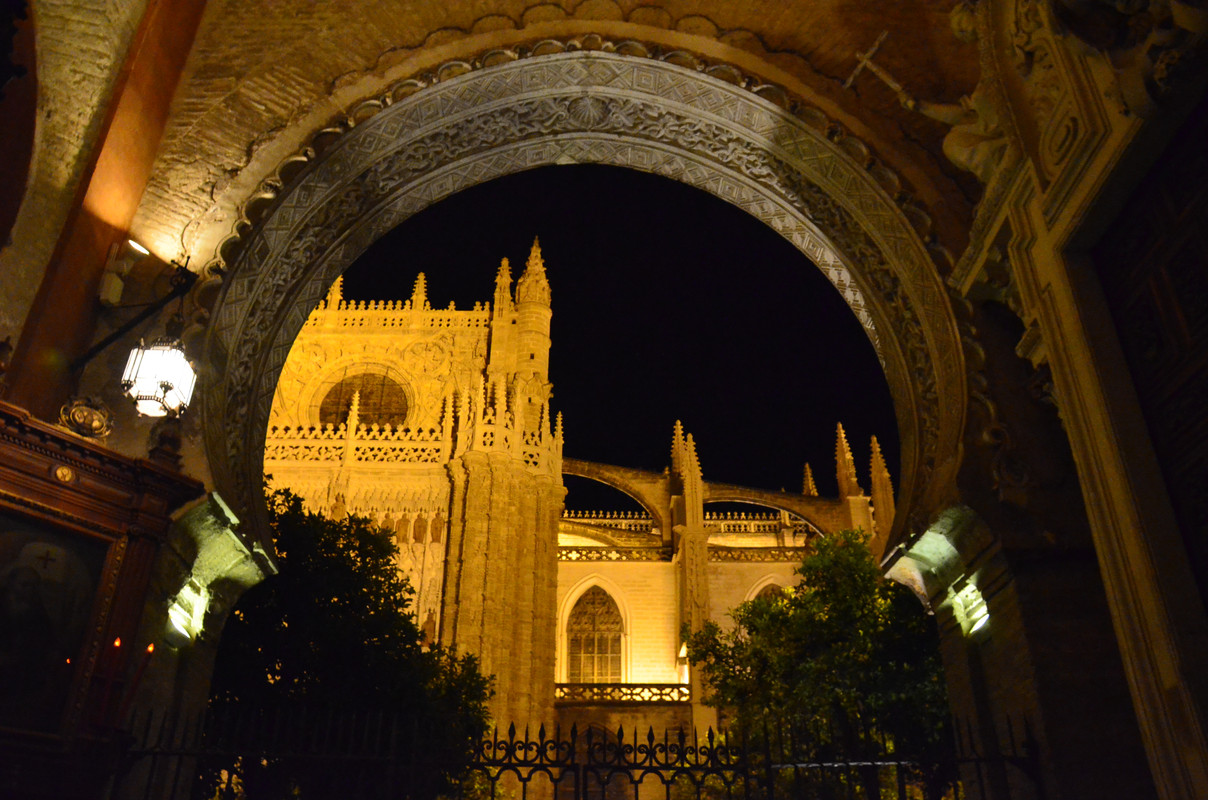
[
  {"x1": 305, "y1": 297, "x2": 491, "y2": 329},
  {"x1": 265, "y1": 423, "x2": 449, "y2": 464},
  {"x1": 554, "y1": 683, "x2": 690, "y2": 704},
  {"x1": 561, "y1": 509, "x2": 654, "y2": 532}
]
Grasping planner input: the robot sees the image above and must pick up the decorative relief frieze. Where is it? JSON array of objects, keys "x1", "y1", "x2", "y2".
[
  {"x1": 708, "y1": 546, "x2": 811, "y2": 563},
  {"x1": 558, "y1": 547, "x2": 670, "y2": 562}
]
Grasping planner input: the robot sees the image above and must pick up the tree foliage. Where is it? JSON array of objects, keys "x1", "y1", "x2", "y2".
[
  {"x1": 204, "y1": 489, "x2": 490, "y2": 798},
  {"x1": 686, "y1": 530, "x2": 953, "y2": 792}
]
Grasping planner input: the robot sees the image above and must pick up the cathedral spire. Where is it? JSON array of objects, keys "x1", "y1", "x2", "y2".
[
  {"x1": 671, "y1": 420, "x2": 686, "y2": 472},
  {"x1": 835, "y1": 423, "x2": 862, "y2": 498},
  {"x1": 493, "y1": 257, "x2": 513, "y2": 315},
  {"x1": 516, "y1": 237, "x2": 550, "y2": 305},
  {"x1": 802, "y1": 463, "x2": 818, "y2": 496},
  {"x1": 528, "y1": 236, "x2": 543, "y2": 271},
  {"x1": 870, "y1": 436, "x2": 895, "y2": 537},
  {"x1": 410, "y1": 272, "x2": 429, "y2": 311},
  {"x1": 684, "y1": 433, "x2": 702, "y2": 482},
  {"x1": 325, "y1": 275, "x2": 344, "y2": 308}
]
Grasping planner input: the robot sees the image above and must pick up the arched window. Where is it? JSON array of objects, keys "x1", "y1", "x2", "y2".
[
  {"x1": 319, "y1": 373, "x2": 409, "y2": 427},
  {"x1": 755, "y1": 583, "x2": 786, "y2": 601},
  {"x1": 567, "y1": 586, "x2": 624, "y2": 683}
]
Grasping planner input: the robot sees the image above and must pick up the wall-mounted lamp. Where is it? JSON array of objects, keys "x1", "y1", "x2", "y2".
[
  {"x1": 73, "y1": 260, "x2": 199, "y2": 417},
  {"x1": 99, "y1": 239, "x2": 152, "y2": 306}
]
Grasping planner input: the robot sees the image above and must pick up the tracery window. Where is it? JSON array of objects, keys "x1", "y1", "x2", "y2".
[
  {"x1": 567, "y1": 586, "x2": 624, "y2": 683},
  {"x1": 319, "y1": 372, "x2": 409, "y2": 427}
]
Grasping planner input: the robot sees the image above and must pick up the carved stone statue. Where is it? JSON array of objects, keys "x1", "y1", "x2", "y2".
[
  {"x1": 898, "y1": 4, "x2": 1008, "y2": 184},
  {"x1": 844, "y1": 4, "x2": 1008, "y2": 185}
]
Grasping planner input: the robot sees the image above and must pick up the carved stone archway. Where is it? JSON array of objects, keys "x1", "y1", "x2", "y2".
[{"x1": 202, "y1": 50, "x2": 965, "y2": 538}]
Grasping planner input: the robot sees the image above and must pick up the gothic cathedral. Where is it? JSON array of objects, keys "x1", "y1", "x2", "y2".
[{"x1": 265, "y1": 239, "x2": 893, "y2": 729}]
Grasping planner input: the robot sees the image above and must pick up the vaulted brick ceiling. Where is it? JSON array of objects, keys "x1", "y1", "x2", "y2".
[{"x1": 130, "y1": 0, "x2": 980, "y2": 265}]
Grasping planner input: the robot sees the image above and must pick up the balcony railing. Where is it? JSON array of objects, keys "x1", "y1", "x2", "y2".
[{"x1": 555, "y1": 683, "x2": 690, "y2": 704}]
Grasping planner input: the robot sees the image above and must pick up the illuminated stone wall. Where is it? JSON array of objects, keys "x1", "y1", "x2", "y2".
[{"x1": 266, "y1": 241, "x2": 563, "y2": 724}]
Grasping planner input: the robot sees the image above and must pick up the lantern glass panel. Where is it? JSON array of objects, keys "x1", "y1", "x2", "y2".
[{"x1": 121, "y1": 339, "x2": 196, "y2": 416}]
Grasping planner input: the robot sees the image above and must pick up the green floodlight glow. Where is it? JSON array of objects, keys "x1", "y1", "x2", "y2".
[
  {"x1": 167, "y1": 578, "x2": 208, "y2": 642},
  {"x1": 952, "y1": 581, "x2": 990, "y2": 636}
]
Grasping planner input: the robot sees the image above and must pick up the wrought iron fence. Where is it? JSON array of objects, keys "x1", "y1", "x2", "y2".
[{"x1": 107, "y1": 706, "x2": 1043, "y2": 800}]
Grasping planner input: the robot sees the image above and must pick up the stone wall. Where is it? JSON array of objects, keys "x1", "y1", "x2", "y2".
[{"x1": 0, "y1": 0, "x2": 146, "y2": 343}]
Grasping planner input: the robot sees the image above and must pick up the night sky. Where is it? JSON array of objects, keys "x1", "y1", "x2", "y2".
[{"x1": 340, "y1": 165, "x2": 898, "y2": 510}]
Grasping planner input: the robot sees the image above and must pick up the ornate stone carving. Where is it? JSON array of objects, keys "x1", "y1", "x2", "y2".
[
  {"x1": 558, "y1": 547, "x2": 668, "y2": 562},
  {"x1": 708, "y1": 546, "x2": 811, "y2": 563},
  {"x1": 952, "y1": 291, "x2": 1032, "y2": 505},
  {"x1": 864, "y1": 5, "x2": 1008, "y2": 187},
  {"x1": 59, "y1": 397, "x2": 114, "y2": 440},
  {"x1": 206, "y1": 36, "x2": 945, "y2": 279},
  {"x1": 1013, "y1": 0, "x2": 1085, "y2": 178},
  {"x1": 1052, "y1": 0, "x2": 1207, "y2": 117},
  {"x1": 201, "y1": 51, "x2": 964, "y2": 548}
]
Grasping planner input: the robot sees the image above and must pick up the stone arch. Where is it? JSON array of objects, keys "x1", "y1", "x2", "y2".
[
  {"x1": 201, "y1": 50, "x2": 965, "y2": 540},
  {"x1": 1, "y1": 0, "x2": 144, "y2": 342},
  {"x1": 701, "y1": 495, "x2": 828, "y2": 536},
  {"x1": 562, "y1": 458, "x2": 667, "y2": 531},
  {"x1": 271, "y1": 347, "x2": 419, "y2": 426}
]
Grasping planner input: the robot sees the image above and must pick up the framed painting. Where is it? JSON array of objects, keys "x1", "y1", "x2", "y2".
[{"x1": 0, "y1": 511, "x2": 111, "y2": 733}]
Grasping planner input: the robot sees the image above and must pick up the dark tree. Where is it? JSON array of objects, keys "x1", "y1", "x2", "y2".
[
  {"x1": 203, "y1": 489, "x2": 490, "y2": 799},
  {"x1": 686, "y1": 529, "x2": 954, "y2": 797}
]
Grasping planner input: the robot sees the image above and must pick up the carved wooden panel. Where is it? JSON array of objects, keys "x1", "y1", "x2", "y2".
[{"x1": 1094, "y1": 94, "x2": 1208, "y2": 610}]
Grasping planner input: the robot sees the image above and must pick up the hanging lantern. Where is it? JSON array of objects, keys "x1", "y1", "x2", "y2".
[{"x1": 121, "y1": 337, "x2": 196, "y2": 417}]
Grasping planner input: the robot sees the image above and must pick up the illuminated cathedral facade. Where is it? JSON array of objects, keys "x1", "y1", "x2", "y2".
[
  {"x1": 264, "y1": 240, "x2": 893, "y2": 728},
  {"x1": 6, "y1": 1, "x2": 1208, "y2": 794}
]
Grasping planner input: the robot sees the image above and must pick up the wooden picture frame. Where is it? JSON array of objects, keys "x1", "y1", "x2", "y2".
[{"x1": 0, "y1": 400, "x2": 201, "y2": 758}]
